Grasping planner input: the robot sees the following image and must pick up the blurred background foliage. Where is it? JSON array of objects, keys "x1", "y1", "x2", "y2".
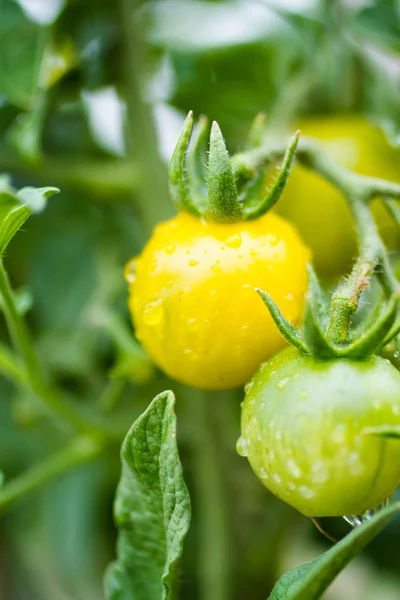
[{"x1": 1, "y1": 0, "x2": 400, "y2": 599}]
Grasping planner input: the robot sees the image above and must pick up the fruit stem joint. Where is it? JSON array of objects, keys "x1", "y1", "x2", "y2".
[{"x1": 168, "y1": 111, "x2": 300, "y2": 224}]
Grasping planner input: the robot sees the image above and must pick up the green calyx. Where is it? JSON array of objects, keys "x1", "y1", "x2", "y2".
[
  {"x1": 257, "y1": 264, "x2": 400, "y2": 361},
  {"x1": 168, "y1": 111, "x2": 299, "y2": 224}
]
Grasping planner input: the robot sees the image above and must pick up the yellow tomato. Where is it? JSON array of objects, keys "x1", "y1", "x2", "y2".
[
  {"x1": 126, "y1": 212, "x2": 310, "y2": 390},
  {"x1": 277, "y1": 115, "x2": 400, "y2": 277}
]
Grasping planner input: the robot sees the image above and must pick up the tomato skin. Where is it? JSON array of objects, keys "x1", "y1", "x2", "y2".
[
  {"x1": 127, "y1": 212, "x2": 310, "y2": 390},
  {"x1": 240, "y1": 347, "x2": 400, "y2": 516},
  {"x1": 277, "y1": 116, "x2": 400, "y2": 277}
]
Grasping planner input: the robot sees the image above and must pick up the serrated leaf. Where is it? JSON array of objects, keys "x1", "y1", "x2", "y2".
[
  {"x1": 104, "y1": 391, "x2": 191, "y2": 600},
  {"x1": 268, "y1": 502, "x2": 400, "y2": 600}
]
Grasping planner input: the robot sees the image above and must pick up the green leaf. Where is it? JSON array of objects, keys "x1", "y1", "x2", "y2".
[
  {"x1": 104, "y1": 391, "x2": 191, "y2": 600},
  {"x1": 0, "y1": 197, "x2": 31, "y2": 257},
  {"x1": 0, "y1": 183, "x2": 58, "y2": 257},
  {"x1": 268, "y1": 502, "x2": 400, "y2": 600},
  {"x1": 0, "y1": 0, "x2": 49, "y2": 109},
  {"x1": 206, "y1": 121, "x2": 242, "y2": 223}
]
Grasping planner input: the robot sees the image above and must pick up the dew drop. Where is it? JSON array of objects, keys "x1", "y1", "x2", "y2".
[
  {"x1": 288, "y1": 482, "x2": 296, "y2": 491},
  {"x1": 299, "y1": 485, "x2": 315, "y2": 499},
  {"x1": 242, "y1": 283, "x2": 253, "y2": 297},
  {"x1": 211, "y1": 264, "x2": 222, "y2": 274},
  {"x1": 189, "y1": 259, "x2": 199, "y2": 267},
  {"x1": 236, "y1": 436, "x2": 248, "y2": 457},
  {"x1": 124, "y1": 259, "x2": 137, "y2": 283},
  {"x1": 286, "y1": 458, "x2": 302, "y2": 479},
  {"x1": 183, "y1": 349, "x2": 199, "y2": 361},
  {"x1": 187, "y1": 318, "x2": 198, "y2": 332},
  {"x1": 311, "y1": 461, "x2": 329, "y2": 483},
  {"x1": 277, "y1": 377, "x2": 289, "y2": 390},
  {"x1": 272, "y1": 473, "x2": 282, "y2": 484},
  {"x1": 394, "y1": 351, "x2": 400, "y2": 359},
  {"x1": 348, "y1": 452, "x2": 364, "y2": 475},
  {"x1": 165, "y1": 244, "x2": 176, "y2": 255},
  {"x1": 244, "y1": 380, "x2": 254, "y2": 394},
  {"x1": 268, "y1": 233, "x2": 278, "y2": 246},
  {"x1": 250, "y1": 249, "x2": 257, "y2": 257},
  {"x1": 226, "y1": 233, "x2": 242, "y2": 249},
  {"x1": 259, "y1": 467, "x2": 268, "y2": 480},
  {"x1": 142, "y1": 299, "x2": 164, "y2": 326}
]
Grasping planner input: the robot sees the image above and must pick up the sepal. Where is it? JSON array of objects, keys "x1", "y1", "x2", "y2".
[{"x1": 256, "y1": 288, "x2": 309, "y2": 354}]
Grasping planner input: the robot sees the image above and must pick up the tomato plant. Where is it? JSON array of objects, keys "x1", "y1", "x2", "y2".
[
  {"x1": 278, "y1": 116, "x2": 400, "y2": 276},
  {"x1": 127, "y1": 116, "x2": 310, "y2": 389}
]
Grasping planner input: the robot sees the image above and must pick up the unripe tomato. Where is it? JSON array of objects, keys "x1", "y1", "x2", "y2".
[
  {"x1": 239, "y1": 347, "x2": 400, "y2": 516},
  {"x1": 277, "y1": 116, "x2": 400, "y2": 277},
  {"x1": 127, "y1": 212, "x2": 310, "y2": 390}
]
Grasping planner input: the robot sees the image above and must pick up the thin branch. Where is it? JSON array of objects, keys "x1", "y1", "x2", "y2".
[{"x1": 0, "y1": 437, "x2": 102, "y2": 515}]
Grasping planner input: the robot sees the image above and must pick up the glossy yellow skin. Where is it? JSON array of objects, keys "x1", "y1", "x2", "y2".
[
  {"x1": 127, "y1": 212, "x2": 310, "y2": 390},
  {"x1": 277, "y1": 116, "x2": 400, "y2": 277}
]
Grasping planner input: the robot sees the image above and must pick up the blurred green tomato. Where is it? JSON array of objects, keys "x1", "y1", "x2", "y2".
[{"x1": 277, "y1": 116, "x2": 400, "y2": 277}]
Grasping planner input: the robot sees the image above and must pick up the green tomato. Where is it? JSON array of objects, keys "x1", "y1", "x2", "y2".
[
  {"x1": 239, "y1": 347, "x2": 400, "y2": 517},
  {"x1": 277, "y1": 115, "x2": 400, "y2": 277}
]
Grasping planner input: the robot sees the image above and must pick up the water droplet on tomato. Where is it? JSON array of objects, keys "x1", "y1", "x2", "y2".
[
  {"x1": 188, "y1": 259, "x2": 199, "y2": 267},
  {"x1": 183, "y1": 349, "x2": 199, "y2": 361},
  {"x1": 226, "y1": 233, "x2": 242, "y2": 249},
  {"x1": 165, "y1": 244, "x2": 176, "y2": 255},
  {"x1": 259, "y1": 467, "x2": 268, "y2": 480},
  {"x1": 211, "y1": 264, "x2": 222, "y2": 274},
  {"x1": 236, "y1": 436, "x2": 248, "y2": 457},
  {"x1": 244, "y1": 380, "x2": 254, "y2": 394},
  {"x1": 124, "y1": 259, "x2": 137, "y2": 283},
  {"x1": 242, "y1": 283, "x2": 253, "y2": 296},
  {"x1": 277, "y1": 377, "x2": 289, "y2": 390},
  {"x1": 348, "y1": 452, "x2": 364, "y2": 475},
  {"x1": 268, "y1": 233, "x2": 278, "y2": 246},
  {"x1": 142, "y1": 299, "x2": 164, "y2": 326},
  {"x1": 187, "y1": 318, "x2": 198, "y2": 332},
  {"x1": 298, "y1": 485, "x2": 315, "y2": 499},
  {"x1": 272, "y1": 473, "x2": 282, "y2": 484},
  {"x1": 311, "y1": 461, "x2": 329, "y2": 483},
  {"x1": 286, "y1": 458, "x2": 302, "y2": 479}
]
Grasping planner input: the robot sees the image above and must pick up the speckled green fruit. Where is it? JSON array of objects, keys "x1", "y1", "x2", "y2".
[{"x1": 239, "y1": 347, "x2": 400, "y2": 517}]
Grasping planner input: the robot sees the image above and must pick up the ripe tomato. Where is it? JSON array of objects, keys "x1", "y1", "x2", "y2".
[
  {"x1": 126, "y1": 212, "x2": 310, "y2": 390},
  {"x1": 277, "y1": 115, "x2": 400, "y2": 277},
  {"x1": 239, "y1": 347, "x2": 400, "y2": 516}
]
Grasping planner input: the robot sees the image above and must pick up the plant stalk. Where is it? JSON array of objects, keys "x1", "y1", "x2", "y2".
[
  {"x1": 190, "y1": 390, "x2": 230, "y2": 600},
  {"x1": 0, "y1": 437, "x2": 102, "y2": 515}
]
